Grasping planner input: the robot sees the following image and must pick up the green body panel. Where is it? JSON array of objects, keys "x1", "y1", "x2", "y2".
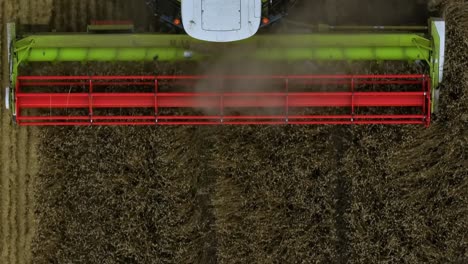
[
  {"x1": 254, "y1": 47, "x2": 426, "y2": 61},
  {"x1": 15, "y1": 33, "x2": 429, "y2": 48},
  {"x1": 19, "y1": 47, "x2": 427, "y2": 62},
  {"x1": 15, "y1": 33, "x2": 431, "y2": 62},
  {"x1": 23, "y1": 48, "x2": 204, "y2": 61}
]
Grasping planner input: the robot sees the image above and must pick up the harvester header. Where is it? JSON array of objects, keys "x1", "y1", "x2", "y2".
[{"x1": 5, "y1": 18, "x2": 445, "y2": 126}]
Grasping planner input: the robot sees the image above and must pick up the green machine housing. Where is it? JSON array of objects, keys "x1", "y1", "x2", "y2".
[{"x1": 5, "y1": 18, "x2": 445, "y2": 123}]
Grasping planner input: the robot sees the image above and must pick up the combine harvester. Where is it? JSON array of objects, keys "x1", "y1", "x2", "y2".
[{"x1": 5, "y1": 0, "x2": 445, "y2": 126}]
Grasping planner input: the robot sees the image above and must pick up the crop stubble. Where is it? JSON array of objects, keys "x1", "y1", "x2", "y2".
[{"x1": 0, "y1": 1, "x2": 49, "y2": 264}]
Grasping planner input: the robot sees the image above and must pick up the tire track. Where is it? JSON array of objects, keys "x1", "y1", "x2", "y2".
[
  {"x1": 106, "y1": 0, "x2": 115, "y2": 20},
  {"x1": 8, "y1": 117, "x2": 18, "y2": 264},
  {"x1": 122, "y1": 0, "x2": 132, "y2": 21},
  {"x1": 55, "y1": 0, "x2": 67, "y2": 31},
  {"x1": 24, "y1": 126, "x2": 38, "y2": 264},
  {"x1": 332, "y1": 128, "x2": 352, "y2": 264},
  {"x1": 51, "y1": 0, "x2": 61, "y2": 31},
  {"x1": 87, "y1": 0, "x2": 97, "y2": 23},
  {"x1": 97, "y1": 0, "x2": 106, "y2": 21},
  {"x1": 186, "y1": 129, "x2": 219, "y2": 263},
  {"x1": 69, "y1": 0, "x2": 78, "y2": 31},
  {"x1": 78, "y1": 0, "x2": 88, "y2": 31},
  {"x1": 16, "y1": 123, "x2": 29, "y2": 264}
]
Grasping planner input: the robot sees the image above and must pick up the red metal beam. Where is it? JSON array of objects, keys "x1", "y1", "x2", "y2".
[
  {"x1": 15, "y1": 75, "x2": 431, "y2": 126},
  {"x1": 17, "y1": 92, "x2": 426, "y2": 108}
]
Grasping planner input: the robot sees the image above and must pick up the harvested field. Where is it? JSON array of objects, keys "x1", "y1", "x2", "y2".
[
  {"x1": 0, "y1": 1, "x2": 51, "y2": 264},
  {"x1": 1, "y1": 0, "x2": 467, "y2": 264}
]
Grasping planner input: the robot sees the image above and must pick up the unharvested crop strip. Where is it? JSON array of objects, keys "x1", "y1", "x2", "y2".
[{"x1": 16, "y1": 126, "x2": 29, "y2": 264}]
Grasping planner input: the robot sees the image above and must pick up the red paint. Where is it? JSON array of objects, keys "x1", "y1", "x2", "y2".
[{"x1": 15, "y1": 75, "x2": 431, "y2": 126}]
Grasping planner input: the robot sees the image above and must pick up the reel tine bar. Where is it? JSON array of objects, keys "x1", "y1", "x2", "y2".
[{"x1": 15, "y1": 74, "x2": 431, "y2": 126}]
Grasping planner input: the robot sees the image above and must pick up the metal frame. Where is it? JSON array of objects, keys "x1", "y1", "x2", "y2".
[
  {"x1": 6, "y1": 18, "x2": 445, "y2": 126},
  {"x1": 16, "y1": 75, "x2": 431, "y2": 126},
  {"x1": 430, "y1": 18, "x2": 445, "y2": 112},
  {"x1": 12, "y1": 33, "x2": 431, "y2": 62}
]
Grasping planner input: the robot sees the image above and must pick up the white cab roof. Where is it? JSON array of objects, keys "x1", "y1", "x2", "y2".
[{"x1": 182, "y1": 0, "x2": 262, "y2": 42}]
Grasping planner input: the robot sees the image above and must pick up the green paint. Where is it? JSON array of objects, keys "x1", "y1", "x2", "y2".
[{"x1": 14, "y1": 33, "x2": 431, "y2": 63}]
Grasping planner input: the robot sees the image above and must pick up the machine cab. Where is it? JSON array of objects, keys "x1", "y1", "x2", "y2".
[{"x1": 181, "y1": 0, "x2": 262, "y2": 42}]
